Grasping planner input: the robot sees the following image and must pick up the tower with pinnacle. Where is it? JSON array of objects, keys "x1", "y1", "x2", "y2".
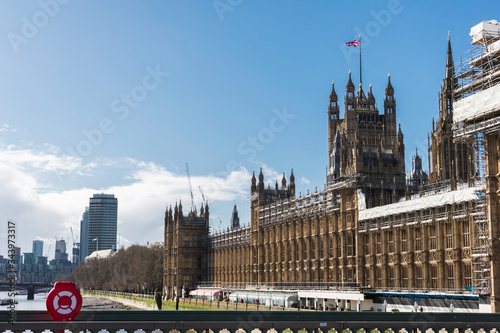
[
  {"x1": 327, "y1": 71, "x2": 406, "y2": 208},
  {"x1": 428, "y1": 36, "x2": 475, "y2": 184},
  {"x1": 163, "y1": 201, "x2": 209, "y2": 299}
]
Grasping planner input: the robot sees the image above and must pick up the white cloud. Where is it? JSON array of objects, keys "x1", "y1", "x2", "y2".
[
  {"x1": 0, "y1": 143, "x2": 256, "y2": 260},
  {"x1": 0, "y1": 124, "x2": 18, "y2": 133},
  {"x1": 105, "y1": 162, "x2": 252, "y2": 247},
  {"x1": 300, "y1": 177, "x2": 310, "y2": 185},
  {"x1": 0, "y1": 142, "x2": 95, "y2": 177},
  {"x1": 257, "y1": 163, "x2": 294, "y2": 187}
]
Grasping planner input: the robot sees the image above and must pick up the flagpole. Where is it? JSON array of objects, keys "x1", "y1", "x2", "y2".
[{"x1": 359, "y1": 34, "x2": 362, "y2": 86}]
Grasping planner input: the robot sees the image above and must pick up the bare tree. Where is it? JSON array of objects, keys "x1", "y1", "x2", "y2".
[{"x1": 65, "y1": 244, "x2": 164, "y2": 292}]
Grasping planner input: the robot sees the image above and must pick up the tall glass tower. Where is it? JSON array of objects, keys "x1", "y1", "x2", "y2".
[
  {"x1": 32, "y1": 240, "x2": 43, "y2": 264},
  {"x1": 79, "y1": 207, "x2": 89, "y2": 262},
  {"x1": 87, "y1": 194, "x2": 118, "y2": 255}
]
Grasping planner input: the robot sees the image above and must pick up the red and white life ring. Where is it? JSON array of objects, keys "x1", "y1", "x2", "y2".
[
  {"x1": 46, "y1": 282, "x2": 82, "y2": 321},
  {"x1": 53, "y1": 290, "x2": 77, "y2": 314}
]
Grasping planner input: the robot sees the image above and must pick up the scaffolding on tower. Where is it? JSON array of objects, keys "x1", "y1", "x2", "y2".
[
  {"x1": 453, "y1": 20, "x2": 500, "y2": 295},
  {"x1": 470, "y1": 133, "x2": 487, "y2": 295},
  {"x1": 471, "y1": 188, "x2": 489, "y2": 294},
  {"x1": 453, "y1": 20, "x2": 500, "y2": 137}
]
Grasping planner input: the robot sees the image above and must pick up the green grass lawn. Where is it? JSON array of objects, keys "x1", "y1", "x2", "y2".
[
  {"x1": 83, "y1": 291, "x2": 226, "y2": 310},
  {"x1": 162, "y1": 300, "x2": 226, "y2": 310}
]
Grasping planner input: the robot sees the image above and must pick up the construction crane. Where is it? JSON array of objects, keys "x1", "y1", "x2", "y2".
[
  {"x1": 185, "y1": 162, "x2": 195, "y2": 212},
  {"x1": 199, "y1": 185, "x2": 222, "y2": 232},
  {"x1": 70, "y1": 226, "x2": 79, "y2": 248},
  {"x1": 70, "y1": 226, "x2": 80, "y2": 265},
  {"x1": 199, "y1": 186, "x2": 206, "y2": 204}
]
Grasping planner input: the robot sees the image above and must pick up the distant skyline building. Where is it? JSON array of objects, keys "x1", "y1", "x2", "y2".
[
  {"x1": 55, "y1": 239, "x2": 67, "y2": 261},
  {"x1": 72, "y1": 242, "x2": 80, "y2": 265},
  {"x1": 79, "y1": 207, "x2": 89, "y2": 263},
  {"x1": 87, "y1": 193, "x2": 118, "y2": 255},
  {"x1": 32, "y1": 240, "x2": 43, "y2": 263}
]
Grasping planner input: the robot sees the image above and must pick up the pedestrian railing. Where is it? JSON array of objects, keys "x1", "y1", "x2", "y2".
[
  {"x1": 1, "y1": 310, "x2": 500, "y2": 333},
  {"x1": 84, "y1": 289, "x2": 155, "y2": 299}
]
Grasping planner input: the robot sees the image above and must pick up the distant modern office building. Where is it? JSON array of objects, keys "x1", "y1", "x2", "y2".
[
  {"x1": 32, "y1": 240, "x2": 43, "y2": 264},
  {"x1": 50, "y1": 239, "x2": 72, "y2": 278},
  {"x1": 55, "y1": 239, "x2": 67, "y2": 261},
  {"x1": 79, "y1": 207, "x2": 89, "y2": 263},
  {"x1": 72, "y1": 242, "x2": 80, "y2": 266},
  {"x1": 87, "y1": 193, "x2": 118, "y2": 256},
  {"x1": 13, "y1": 247, "x2": 21, "y2": 279}
]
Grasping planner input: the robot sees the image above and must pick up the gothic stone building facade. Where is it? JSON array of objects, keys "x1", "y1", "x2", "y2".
[
  {"x1": 164, "y1": 202, "x2": 210, "y2": 299},
  {"x1": 428, "y1": 37, "x2": 475, "y2": 184},
  {"x1": 163, "y1": 39, "x2": 485, "y2": 300}
]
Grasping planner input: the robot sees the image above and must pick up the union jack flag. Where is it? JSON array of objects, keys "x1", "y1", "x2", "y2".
[{"x1": 345, "y1": 39, "x2": 360, "y2": 48}]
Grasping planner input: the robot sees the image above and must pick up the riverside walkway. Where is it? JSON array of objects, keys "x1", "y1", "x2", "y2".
[{"x1": 83, "y1": 294, "x2": 155, "y2": 310}]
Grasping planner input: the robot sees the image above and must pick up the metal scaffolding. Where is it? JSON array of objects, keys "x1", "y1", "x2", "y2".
[
  {"x1": 453, "y1": 22, "x2": 500, "y2": 138},
  {"x1": 454, "y1": 25, "x2": 500, "y2": 100},
  {"x1": 211, "y1": 226, "x2": 250, "y2": 249},
  {"x1": 467, "y1": 134, "x2": 490, "y2": 294},
  {"x1": 452, "y1": 21, "x2": 498, "y2": 295},
  {"x1": 471, "y1": 189, "x2": 489, "y2": 294},
  {"x1": 257, "y1": 177, "x2": 355, "y2": 227}
]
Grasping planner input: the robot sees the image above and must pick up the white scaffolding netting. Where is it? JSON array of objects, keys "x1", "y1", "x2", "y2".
[
  {"x1": 358, "y1": 186, "x2": 482, "y2": 221},
  {"x1": 470, "y1": 20, "x2": 500, "y2": 44},
  {"x1": 454, "y1": 84, "x2": 500, "y2": 124}
]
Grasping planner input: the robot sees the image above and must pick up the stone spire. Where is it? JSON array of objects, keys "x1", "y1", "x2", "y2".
[
  {"x1": 345, "y1": 70, "x2": 356, "y2": 115},
  {"x1": 346, "y1": 70, "x2": 355, "y2": 95},
  {"x1": 442, "y1": 35, "x2": 456, "y2": 117},
  {"x1": 251, "y1": 170, "x2": 257, "y2": 193},
  {"x1": 384, "y1": 73, "x2": 396, "y2": 115},
  {"x1": 289, "y1": 169, "x2": 295, "y2": 197},
  {"x1": 385, "y1": 73, "x2": 394, "y2": 96},
  {"x1": 367, "y1": 83, "x2": 376, "y2": 109},
  {"x1": 258, "y1": 167, "x2": 264, "y2": 192},
  {"x1": 445, "y1": 34, "x2": 455, "y2": 82},
  {"x1": 230, "y1": 204, "x2": 240, "y2": 229},
  {"x1": 329, "y1": 80, "x2": 338, "y2": 103},
  {"x1": 328, "y1": 80, "x2": 341, "y2": 154}
]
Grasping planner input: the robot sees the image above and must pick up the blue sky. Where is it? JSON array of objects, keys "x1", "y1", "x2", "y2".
[{"x1": 0, "y1": 1, "x2": 498, "y2": 260}]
